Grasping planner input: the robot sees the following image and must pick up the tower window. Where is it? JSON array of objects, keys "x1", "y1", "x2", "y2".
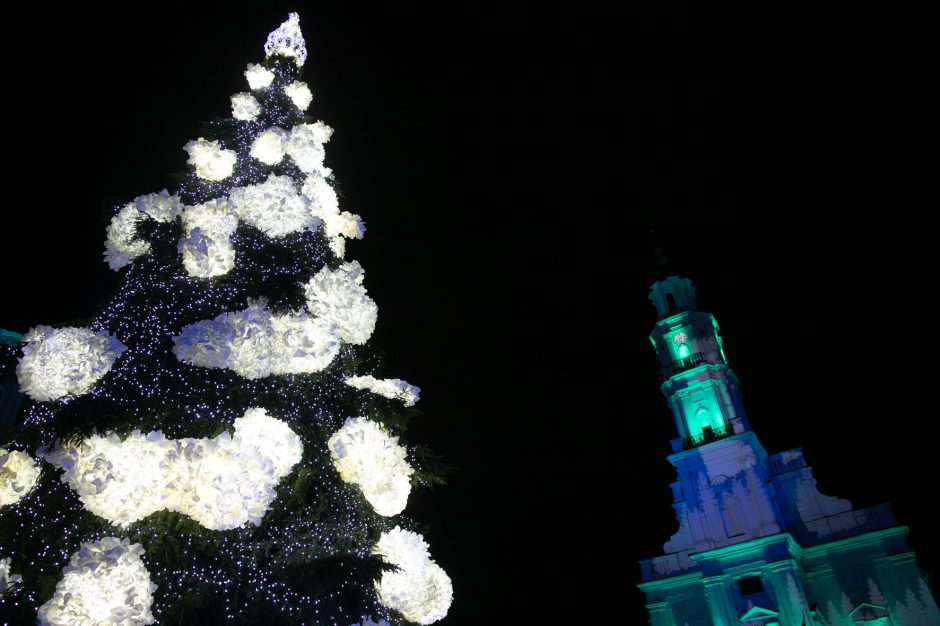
[
  {"x1": 738, "y1": 576, "x2": 763, "y2": 596},
  {"x1": 666, "y1": 293, "x2": 677, "y2": 312}
]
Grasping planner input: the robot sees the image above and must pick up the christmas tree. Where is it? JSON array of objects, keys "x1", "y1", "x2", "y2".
[{"x1": 0, "y1": 13, "x2": 452, "y2": 626}]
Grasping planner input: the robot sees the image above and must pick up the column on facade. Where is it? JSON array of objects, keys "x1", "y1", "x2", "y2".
[
  {"x1": 646, "y1": 602, "x2": 678, "y2": 626},
  {"x1": 702, "y1": 575, "x2": 737, "y2": 626},
  {"x1": 806, "y1": 567, "x2": 851, "y2": 626},
  {"x1": 764, "y1": 562, "x2": 811, "y2": 626},
  {"x1": 876, "y1": 553, "x2": 940, "y2": 626}
]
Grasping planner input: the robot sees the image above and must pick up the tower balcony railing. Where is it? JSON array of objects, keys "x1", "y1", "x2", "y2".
[
  {"x1": 681, "y1": 422, "x2": 734, "y2": 450},
  {"x1": 670, "y1": 351, "x2": 707, "y2": 374}
]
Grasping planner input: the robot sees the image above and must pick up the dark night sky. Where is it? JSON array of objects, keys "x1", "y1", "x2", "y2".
[{"x1": 2, "y1": 2, "x2": 938, "y2": 623}]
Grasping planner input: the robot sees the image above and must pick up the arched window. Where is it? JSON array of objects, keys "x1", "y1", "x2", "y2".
[
  {"x1": 677, "y1": 343, "x2": 691, "y2": 359},
  {"x1": 695, "y1": 405, "x2": 710, "y2": 427},
  {"x1": 666, "y1": 293, "x2": 677, "y2": 312}
]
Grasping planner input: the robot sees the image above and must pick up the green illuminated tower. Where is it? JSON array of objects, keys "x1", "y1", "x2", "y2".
[{"x1": 637, "y1": 271, "x2": 940, "y2": 625}]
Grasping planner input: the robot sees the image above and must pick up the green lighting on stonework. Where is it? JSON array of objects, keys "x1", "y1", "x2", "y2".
[
  {"x1": 712, "y1": 317, "x2": 728, "y2": 364},
  {"x1": 681, "y1": 392, "x2": 725, "y2": 441},
  {"x1": 671, "y1": 330, "x2": 690, "y2": 360}
]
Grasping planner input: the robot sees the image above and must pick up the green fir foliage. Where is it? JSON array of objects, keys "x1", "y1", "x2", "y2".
[{"x1": 0, "y1": 23, "x2": 444, "y2": 626}]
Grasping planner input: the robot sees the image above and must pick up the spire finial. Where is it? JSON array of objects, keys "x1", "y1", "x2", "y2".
[
  {"x1": 646, "y1": 224, "x2": 674, "y2": 279},
  {"x1": 650, "y1": 228, "x2": 669, "y2": 270},
  {"x1": 265, "y1": 12, "x2": 307, "y2": 66}
]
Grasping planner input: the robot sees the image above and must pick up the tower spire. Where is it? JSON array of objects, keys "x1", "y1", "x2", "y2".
[
  {"x1": 647, "y1": 226, "x2": 670, "y2": 276},
  {"x1": 645, "y1": 219, "x2": 698, "y2": 319}
]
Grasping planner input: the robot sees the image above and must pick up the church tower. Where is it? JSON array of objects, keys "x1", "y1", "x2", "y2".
[{"x1": 637, "y1": 270, "x2": 940, "y2": 626}]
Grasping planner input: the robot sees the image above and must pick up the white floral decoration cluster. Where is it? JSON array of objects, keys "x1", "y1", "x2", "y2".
[
  {"x1": 250, "y1": 126, "x2": 289, "y2": 164},
  {"x1": 0, "y1": 448, "x2": 40, "y2": 507},
  {"x1": 171, "y1": 179, "x2": 363, "y2": 279},
  {"x1": 193, "y1": 64, "x2": 364, "y2": 263},
  {"x1": 37, "y1": 537, "x2": 156, "y2": 626},
  {"x1": 44, "y1": 409, "x2": 303, "y2": 530},
  {"x1": 177, "y1": 172, "x2": 355, "y2": 278},
  {"x1": 302, "y1": 172, "x2": 364, "y2": 258},
  {"x1": 304, "y1": 261, "x2": 377, "y2": 345},
  {"x1": 229, "y1": 175, "x2": 319, "y2": 238},
  {"x1": 183, "y1": 138, "x2": 237, "y2": 181},
  {"x1": 328, "y1": 417, "x2": 413, "y2": 516},
  {"x1": 178, "y1": 198, "x2": 240, "y2": 278},
  {"x1": 173, "y1": 302, "x2": 340, "y2": 379},
  {"x1": 16, "y1": 326, "x2": 127, "y2": 402},
  {"x1": 116, "y1": 19, "x2": 362, "y2": 276},
  {"x1": 0, "y1": 557, "x2": 22, "y2": 595},
  {"x1": 175, "y1": 260, "x2": 377, "y2": 377},
  {"x1": 248, "y1": 123, "x2": 332, "y2": 178},
  {"x1": 284, "y1": 81, "x2": 313, "y2": 111},
  {"x1": 344, "y1": 375, "x2": 421, "y2": 407},
  {"x1": 231, "y1": 92, "x2": 261, "y2": 121},
  {"x1": 349, "y1": 618, "x2": 390, "y2": 626},
  {"x1": 104, "y1": 204, "x2": 150, "y2": 271},
  {"x1": 245, "y1": 63, "x2": 275, "y2": 90},
  {"x1": 373, "y1": 527, "x2": 453, "y2": 624},
  {"x1": 264, "y1": 12, "x2": 307, "y2": 66},
  {"x1": 286, "y1": 123, "x2": 331, "y2": 175},
  {"x1": 135, "y1": 190, "x2": 182, "y2": 223},
  {"x1": 104, "y1": 190, "x2": 183, "y2": 270}
]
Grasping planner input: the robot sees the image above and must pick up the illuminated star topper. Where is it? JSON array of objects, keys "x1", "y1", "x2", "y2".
[{"x1": 265, "y1": 12, "x2": 307, "y2": 66}]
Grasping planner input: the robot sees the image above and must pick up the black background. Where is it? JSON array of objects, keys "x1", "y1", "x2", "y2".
[{"x1": 2, "y1": 2, "x2": 937, "y2": 623}]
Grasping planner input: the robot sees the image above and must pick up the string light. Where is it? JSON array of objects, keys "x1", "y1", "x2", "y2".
[{"x1": 0, "y1": 12, "x2": 451, "y2": 625}]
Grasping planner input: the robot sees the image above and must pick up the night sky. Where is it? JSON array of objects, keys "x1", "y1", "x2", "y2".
[{"x1": 2, "y1": 3, "x2": 937, "y2": 623}]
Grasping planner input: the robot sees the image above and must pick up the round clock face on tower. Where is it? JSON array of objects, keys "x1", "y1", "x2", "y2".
[{"x1": 673, "y1": 332, "x2": 688, "y2": 345}]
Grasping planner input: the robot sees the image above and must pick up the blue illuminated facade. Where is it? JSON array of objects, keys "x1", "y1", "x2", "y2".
[{"x1": 638, "y1": 275, "x2": 940, "y2": 625}]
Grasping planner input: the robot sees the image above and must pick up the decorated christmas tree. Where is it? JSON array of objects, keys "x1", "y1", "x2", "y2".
[{"x1": 0, "y1": 13, "x2": 452, "y2": 626}]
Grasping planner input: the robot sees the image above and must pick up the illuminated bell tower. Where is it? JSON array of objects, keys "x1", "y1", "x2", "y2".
[
  {"x1": 648, "y1": 275, "x2": 746, "y2": 448},
  {"x1": 637, "y1": 268, "x2": 940, "y2": 626}
]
